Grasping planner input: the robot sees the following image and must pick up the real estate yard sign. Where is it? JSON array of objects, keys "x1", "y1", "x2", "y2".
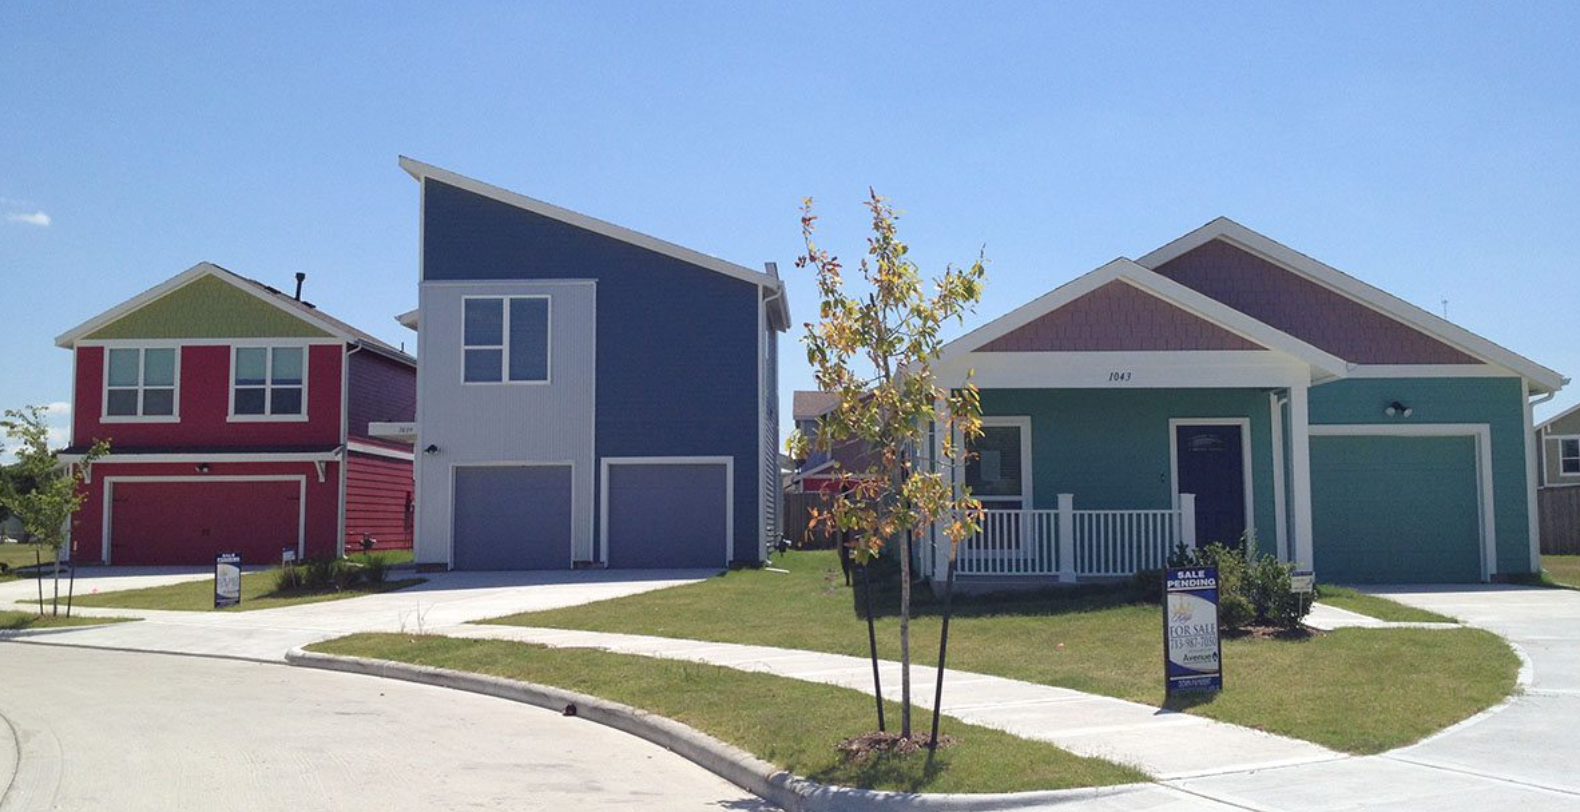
[
  {"x1": 1164, "y1": 566, "x2": 1222, "y2": 693},
  {"x1": 215, "y1": 552, "x2": 242, "y2": 608}
]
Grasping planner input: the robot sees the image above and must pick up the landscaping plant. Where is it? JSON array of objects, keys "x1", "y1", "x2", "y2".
[
  {"x1": 0, "y1": 406, "x2": 108, "y2": 616},
  {"x1": 1168, "y1": 540, "x2": 1308, "y2": 630},
  {"x1": 787, "y1": 191, "x2": 986, "y2": 745}
]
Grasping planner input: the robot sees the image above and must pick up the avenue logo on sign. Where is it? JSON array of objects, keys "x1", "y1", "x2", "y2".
[{"x1": 1164, "y1": 566, "x2": 1222, "y2": 693}]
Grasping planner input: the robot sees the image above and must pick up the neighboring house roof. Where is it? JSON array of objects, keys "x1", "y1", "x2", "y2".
[
  {"x1": 1537, "y1": 400, "x2": 1580, "y2": 434},
  {"x1": 397, "y1": 155, "x2": 790, "y2": 330},
  {"x1": 792, "y1": 390, "x2": 841, "y2": 421},
  {"x1": 54, "y1": 262, "x2": 416, "y2": 366}
]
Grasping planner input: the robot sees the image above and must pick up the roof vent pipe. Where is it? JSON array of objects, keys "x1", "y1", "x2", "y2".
[{"x1": 293, "y1": 272, "x2": 307, "y2": 301}]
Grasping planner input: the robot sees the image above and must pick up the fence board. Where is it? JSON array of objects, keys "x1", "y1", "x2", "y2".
[{"x1": 1540, "y1": 487, "x2": 1580, "y2": 555}]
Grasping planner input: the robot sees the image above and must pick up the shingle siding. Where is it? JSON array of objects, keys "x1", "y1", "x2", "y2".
[{"x1": 980, "y1": 281, "x2": 1263, "y2": 352}]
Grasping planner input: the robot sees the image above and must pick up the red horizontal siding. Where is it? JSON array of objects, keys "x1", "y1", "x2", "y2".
[{"x1": 344, "y1": 451, "x2": 413, "y2": 551}]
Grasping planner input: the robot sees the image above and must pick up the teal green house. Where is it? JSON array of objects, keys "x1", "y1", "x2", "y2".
[{"x1": 927, "y1": 218, "x2": 1566, "y2": 584}]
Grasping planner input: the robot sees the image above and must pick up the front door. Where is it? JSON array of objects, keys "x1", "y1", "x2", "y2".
[{"x1": 1174, "y1": 423, "x2": 1247, "y2": 550}]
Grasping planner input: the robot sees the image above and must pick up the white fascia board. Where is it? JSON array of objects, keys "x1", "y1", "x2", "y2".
[
  {"x1": 1136, "y1": 217, "x2": 1568, "y2": 393},
  {"x1": 398, "y1": 155, "x2": 780, "y2": 290},
  {"x1": 54, "y1": 262, "x2": 357, "y2": 348},
  {"x1": 347, "y1": 440, "x2": 415, "y2": 461},
  {"x1": 396, "y1": 308, "x2": 419, "y2": 330},
  {"x1": 934, "y1": 257, "x2": 1348, "y2": 379},
  {"x1": 58, "y1": 450, "x2": 343, "y2": 464}
]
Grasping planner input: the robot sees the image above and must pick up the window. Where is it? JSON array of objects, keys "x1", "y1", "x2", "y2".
[
  {"x1": 104, "y1": 347, "x2": 177, "y2": 419},
  {"x1": 231, "y1": 346, "x2": 306, "y2": 418},
  {"x1": 1563, "y1": 439, "x2": 1580, "y2": 476},
  {"x1": 965, "y1": 421, "x2": 1028, "y2": 510},
  {"x1": 463, "y1": 296, "x2": 550, "y2": 383}
]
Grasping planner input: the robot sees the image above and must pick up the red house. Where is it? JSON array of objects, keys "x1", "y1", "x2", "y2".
[{"x1": 56, "y1": 262, "x2": 417, "y2": 566}]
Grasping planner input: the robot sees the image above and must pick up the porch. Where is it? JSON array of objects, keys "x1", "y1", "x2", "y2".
[{"x1": 957, "y1": 495, "x2": 1199, "y2": 580}]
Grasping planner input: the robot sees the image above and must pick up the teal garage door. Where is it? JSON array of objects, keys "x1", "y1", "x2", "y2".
[{"x1": 1310, "y1": 435, "x2": 1482, "y2": 583}]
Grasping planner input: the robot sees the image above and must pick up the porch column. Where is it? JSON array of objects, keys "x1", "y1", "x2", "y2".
[
  {"x1": 1289, "y1": 381, "x2": 1315, "y2": 570},
  {"x1": 1269, "y1": 391, "x2": 1289, "y2": 562},
  {"x1": 1057, "y1": 493, "x2": 1076, "y2": 582}
]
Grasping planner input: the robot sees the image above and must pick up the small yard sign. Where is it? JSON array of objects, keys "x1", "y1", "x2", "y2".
[
  {"x1": 215, "y1": 552, "x2": 242, "y2": 608},
  {"x1": 1290, "y1": 571, "x2": 1315, "y2": 594},
  {"x1": 282, "y1": 547, "x2": 297, "y2": 566},
  {"x1": 1164, "y1": 566, "x2": 1222, "y2": 693}
]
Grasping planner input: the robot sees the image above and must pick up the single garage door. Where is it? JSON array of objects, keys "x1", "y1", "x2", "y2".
[
  {"x1": 1311, "y1": 435, "x2": 1482, "y2": 583},
  {"x1": 605, "y1": 460, "x2": 729, "y2": 569},
  {"x1": 110, "y1": 479, "x2": 300, "y2": 566},
  {"x1": 453, "y1": 465, "x2": 572, "y2": 570}
]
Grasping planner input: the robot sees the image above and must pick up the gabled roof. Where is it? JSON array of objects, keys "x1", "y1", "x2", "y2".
[
  {"x1": 792, "y1": 390, "x2": 841, "y2": 421},
  {"x1": 1537, "y1": 400, "x2": 1580, "y2": 434},
  {"x1": 54, "y1": 262, "x2": 415, "y2": 366},
  {"x1": 936, "y1": 258, "x2": 1350, "y2": 378},
  {"x1": 398, "y1": 155, "x2": 790, "y2": 329},
  {"x1": 1137, "y1": 217, "x2": 1567, "y2": 393}
]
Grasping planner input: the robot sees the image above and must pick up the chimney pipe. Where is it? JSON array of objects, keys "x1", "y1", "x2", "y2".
[{"x1": 293, "y1": 272, "x2": 307, "y2": 301}]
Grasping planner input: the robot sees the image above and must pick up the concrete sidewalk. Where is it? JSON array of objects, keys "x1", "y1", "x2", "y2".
[
  {"x1": 432, "y1": 622, "x2": 1341, "y2": 780},
  {"x1": 1304, "y1": 601, "x2": 1462, "y2": 631}
]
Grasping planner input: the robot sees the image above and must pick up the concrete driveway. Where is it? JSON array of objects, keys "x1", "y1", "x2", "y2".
[{"x1": 0, "y1": 643, "x2": 770, "y2": 811}]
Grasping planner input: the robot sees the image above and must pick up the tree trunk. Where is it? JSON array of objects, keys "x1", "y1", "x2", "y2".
[
  {"x1": 34, "y1": 546, "x2": 43, "y2": 616},
  {"x1": 860, "y1": 559, "x2": 886, "y2": 732},
  {"x1": 929, "y1": 552, "x2": 958, "y2": 747},
  {"x1": 51, "y1": 551, "x2": 60, "y2": 616}
]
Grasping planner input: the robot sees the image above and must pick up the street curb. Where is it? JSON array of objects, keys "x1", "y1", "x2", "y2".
[{"x1": 286, "y1": 647, "x2": 1155, "y2": 812}]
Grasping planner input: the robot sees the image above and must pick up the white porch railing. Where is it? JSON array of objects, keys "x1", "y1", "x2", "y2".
[{"x1": 955, "y1": 493, "x2": 1197, "y2": 581}]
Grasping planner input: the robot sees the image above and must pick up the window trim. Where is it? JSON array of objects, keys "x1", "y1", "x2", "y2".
[
  {"x1": 968, "y1": 415, "x2": 1034, "y2": 509},
  {"x1": 227, "y1": 344, "x2": 311, "y2": 423},
  {"x1": 460, "y1": 294, "x2": 552, "y2": 386},
  {"x1": 100, "y1": 346, "x2": 181, "y2": 424},
  {"x1": 1558, "y1": 436, "x2": 1580, "y2": 477}
]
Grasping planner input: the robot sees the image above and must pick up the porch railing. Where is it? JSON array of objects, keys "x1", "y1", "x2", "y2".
[{"x1": 955, "y1": 494, "x2": 1197, "y2": 581}]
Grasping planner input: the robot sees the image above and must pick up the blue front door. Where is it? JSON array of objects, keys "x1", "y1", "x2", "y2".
[{"x1": 1175, "y1": 424, "x2": 1247, "y2": 549}]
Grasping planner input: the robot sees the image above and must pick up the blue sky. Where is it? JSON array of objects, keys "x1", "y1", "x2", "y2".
[{"x1": 3, "y1": 2, "x2": 1579, "y2": 454}]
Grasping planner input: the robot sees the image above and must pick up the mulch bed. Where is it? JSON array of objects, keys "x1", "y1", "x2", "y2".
[{"x1": 836, "y1": 731, "x2": 959, "y2": 762}]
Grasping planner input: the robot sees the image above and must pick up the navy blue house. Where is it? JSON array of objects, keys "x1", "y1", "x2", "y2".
[{"x1": 399, "y1": 157, "x2": 788, "y2": 569}]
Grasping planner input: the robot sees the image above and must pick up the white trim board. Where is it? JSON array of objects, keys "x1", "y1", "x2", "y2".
[
  {"x1": 1307, "y1": 423, "x2": 1498, "y2": 581},
  {"x1": 1168, "y1": 418, "x2": 1256, "y2": 548},
  {"x1": 347, "y1": 441, "x2": 416, "y2": 462},
  {"x1": 1135, "y1": 218, "x2": 1567, "y2": 394},
  {"x1": 100, "y1": 474, "x2": 307, "y2": 565},
  {"x1": 61, "y1": 450, "x2": 341, "y2": 465},
  {"x1": 599, "y1": 456, "x2": 734, "y2": 568}
]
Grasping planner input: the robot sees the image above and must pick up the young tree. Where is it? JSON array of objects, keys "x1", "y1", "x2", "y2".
[
  {"x1": 787, "y1": 191, "x2": 985, "y2": 741},
  {"x1": 0, "y1": 406, "x2": 107, "y2": 615}
]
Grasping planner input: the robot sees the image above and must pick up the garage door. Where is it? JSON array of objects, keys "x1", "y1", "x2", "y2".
[
  {"x1": 452, "y1": 465, "x2": 571, "y2": 570},
  {"x1": 1311, "y1": 435, "x2": 1482, "y2": 583},
  {"x1": 110, "y1": 479, "x2": 300, "y2": 566},
  {"x1": 605, "y1": 461, "x2": 728, "y2": 569}
]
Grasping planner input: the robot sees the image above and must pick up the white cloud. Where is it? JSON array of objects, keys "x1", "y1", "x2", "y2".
[
  {"x1": 43, "y1": 402, "x2": 71, "y2": 416},
  {"x1": 5, "y1": 211, "x2": 51, "y2": 227}
]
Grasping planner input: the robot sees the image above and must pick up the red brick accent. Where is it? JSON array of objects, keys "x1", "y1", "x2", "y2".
[
  {"x1": 1152, "y1": 240, "x2": 1476, "y2": 364},
  {"x1": 979, "y1": 281, "x2": 1263, "y2": 352}
]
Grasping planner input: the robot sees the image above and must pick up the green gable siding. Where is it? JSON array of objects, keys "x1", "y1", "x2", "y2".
[
  {"x1": 1545, "y1": 408, "x2": 1580, "y2": 437},
  {"x1": 1309, "y1": 377, "x2": 1532, "y2": 575},
  {"x1": 978, "y1": 388, "x2": 1279, "y2": 556},
  {"x1": 85, "y1": 275, "x2": 332, "y2": 340}
]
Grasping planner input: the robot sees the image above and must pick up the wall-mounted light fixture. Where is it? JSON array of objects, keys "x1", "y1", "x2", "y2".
[
  {"x1": 1384, "y1": 401, "x2": 1414, "y2": 418},
  {"x1": 195, "y1": 463, "x2": 211, "y2": 473},
  {"x1": 424, "y1": 444, "x2": 439, "y2": 455}
]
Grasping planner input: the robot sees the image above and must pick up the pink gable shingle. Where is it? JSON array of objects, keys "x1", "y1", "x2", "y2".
[
  {"x1": 979, "y1": 281, "x2": 1264, "y2": 352},
  {"x1": 1151, "y1": 239, "x2": 1476, "y2": 365}
]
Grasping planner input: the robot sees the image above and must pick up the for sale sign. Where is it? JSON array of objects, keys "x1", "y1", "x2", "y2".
[
  {"x1": 215, "y1": 552, "x2": 242, "y2": 608},
  {"x1": 1164, "y1": 566, "x2": 1222, "y2": 693}
]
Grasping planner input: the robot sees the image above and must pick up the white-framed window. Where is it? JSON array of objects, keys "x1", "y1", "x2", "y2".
[
  {"x1": 1562, "y1": 438, "x2": 1580, "y2": 476},
  {"x1": 230, "y1": 346, "x2": 307, "y2": 420},
  {"x1": 462, "y1": 295, "x2": 550, "y2": 384},
  {"x1": 103, "y1": 347, "x2": 178, "y2": 421}
]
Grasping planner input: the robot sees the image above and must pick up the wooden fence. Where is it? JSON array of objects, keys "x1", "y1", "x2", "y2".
[
  {"x1": 1540, "y1": 487, "x2": 1580, "y2": 554},
  {"x1": 781, "y1": 490, "x2": 842, "y2": 549}
]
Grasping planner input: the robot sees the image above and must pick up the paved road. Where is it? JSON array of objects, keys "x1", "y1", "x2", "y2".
[{"x1": 0, "y1": 644, "x2": 772, "y2": 812}]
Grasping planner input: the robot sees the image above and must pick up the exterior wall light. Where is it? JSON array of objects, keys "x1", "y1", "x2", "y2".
[
  {"x1": 195, "y1": 463, "x2": 211, "y2": 473},
  {"x1": 1384, "y1": 401, "x2": 1413, "y2": 418},
  {"x1": 424, "y1": 444, "x2": 439, "y2": 455}
]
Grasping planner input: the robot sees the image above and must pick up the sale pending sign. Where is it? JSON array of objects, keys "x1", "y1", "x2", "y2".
[{"x1": 1164, "y1": 566, "x2": 1222, "y2": 693}]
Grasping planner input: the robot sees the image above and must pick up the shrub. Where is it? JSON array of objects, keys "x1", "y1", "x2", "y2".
[
  {"x1": 1168, "y1": 538, "x2": 1309, "y2": 631},
  {"x1": 331, "y1": 559, "x2": 363, "y2": 591},
  {"x1": 360, "y1": 553, "x2": 390, "y2": 585},
  {"x1": 1192, "y1": 543, "x2": 1254, "y2": 630},
  {"x1": 301, "y1": 558, "x2": 337, "y2": 591},
  {"x1": 275, "y1": 563, "x2": 305, "y2": 592},
  {"x1": 1129, "y1": 568, "x2": 1164, "y2": 603},
  {"x1": 1248, "y1": 554, "x2": 1304, "y2": 628}
]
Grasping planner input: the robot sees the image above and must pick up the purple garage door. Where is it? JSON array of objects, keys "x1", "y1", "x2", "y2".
[
  {"x1": 605, "y1": 462, "x2": 728, "y2": 569},
  {"x1": 453, "y1": 465, "x2": 572, "y2": 570}
]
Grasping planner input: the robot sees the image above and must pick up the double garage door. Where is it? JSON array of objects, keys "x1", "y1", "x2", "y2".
[
  {"x1": 451, "y1": 460, "x2": 729, "y2": 570},
  {"x1": 1310, "y1": 434, "x2": 1484, "y2": 583},
  {"x1": 109, "y1": 479, "x2": 301, "y2": 566}
]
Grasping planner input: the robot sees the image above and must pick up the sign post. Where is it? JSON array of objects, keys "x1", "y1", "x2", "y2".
[
  {"x1": 1164, "y1": 566, "x2": 1222, "y2": 694},
  {"x1": 215, "y1": 552, "x2": 242, "y2": 609}
]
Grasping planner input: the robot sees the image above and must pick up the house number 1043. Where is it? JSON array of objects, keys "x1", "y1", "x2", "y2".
[{"x1": 1108, "y1": 371, "x2": 1133, "y2": 382}]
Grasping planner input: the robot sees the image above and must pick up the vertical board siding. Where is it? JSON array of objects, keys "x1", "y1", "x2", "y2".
[
  {"x1": 345, "y1": 451, "x2": 414, "y2": 550},
  {"x1": 423, "y1": 179, "x2": 763, "y2": 564},
  {"x1": 1539, "y1": 488, "x2": 1580, "y2": 554},
  {"x1": 347, "y1": 351, "x2": 416, "y2": 440}
]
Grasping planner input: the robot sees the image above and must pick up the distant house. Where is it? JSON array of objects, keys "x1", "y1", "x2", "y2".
[
  {"x1": 397, "y1": 158, "x2": 788, "y2": 570},
  {"x1": 785, "y1": 390, "x2": 877, "y2": 493},
  {"x1": 924, "y1": 218, "x2": 1565, "y2": 585},
  {"x1": 1536, "y1": 402, "x2": 1580, "y2": 552},
  {"x1": 55, "y1": 263, "x2": 416, "y2": 565}
]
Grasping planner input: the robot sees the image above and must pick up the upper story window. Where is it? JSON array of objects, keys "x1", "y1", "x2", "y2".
[
  {"x1": 463, "y1": 296, "x2": 550, "y2": 384},
  {"x1": 231, "y1": 346, "x2": 306, "y2": 420},
  {"x1": 104, "y1": 347, "x2": 178, "y2": 420},
  {"x1": 1562, "y1": 438, "x2": 1580, "y2": 476}
]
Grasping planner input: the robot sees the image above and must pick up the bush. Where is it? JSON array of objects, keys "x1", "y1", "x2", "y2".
[
  {"x1": 1193, "y1": 543, "x2": 1254, "y2": 630},
  {"x1": 331, "y1": 559, "x2": 363, "y2": 591},
  {"x1": 1129, "y1": 568, "x2": 1164, "y2": 603},
  {"x1": 301, "y1": 558, "x2": 336, "y2": 590},
  {"x1": 359, "y1": 553, "x2": 390, "y2": 585},
  {"x1": 1167, "y1": 539, "x2": 1307, "y2": 631},
  {"x1": 1248, "y1": 554, "x2": 1303, "y2": 628},
  {"x1": 275, "y1": 563, "x2": 305, "y2": 592}
]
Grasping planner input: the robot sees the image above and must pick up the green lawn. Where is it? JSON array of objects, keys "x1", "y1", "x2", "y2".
[
  {"x1": 62, "y1": 570, "x2": 424, "y2": 612},
  {"x1": 484, "y1": 550, "x2": 1518, "y2": 754},
  {"x1": 1316, "y1": 585, "x2": 1457, "y2": 623},
  {"x1": 0, "y1": 542, "x2": 50, "y2": 581},
  {"x1": 1542, "y1": 555, "x2": 1580, "y2": 588},
  {"x1": 310, "y1": 633, "x2": 1147, "y2": 793},
  {"x1": 0, "y1": 609, "x2": 139, "y2": 631}
]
